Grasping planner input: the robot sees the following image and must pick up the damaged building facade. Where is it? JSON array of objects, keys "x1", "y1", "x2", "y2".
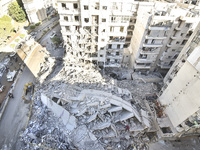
[
  {"x1": 130, "y1": 3, "x2": 200, "y2": 73},
  {"x1": 155, "y1": 23, "x2": 200, "y2": 138},
  {"x1": 22, "y1": 0, "x2": 57, "y2": 23},
  {"x1": 57, "y1": 0, "x2": 200, "y2": 72}
]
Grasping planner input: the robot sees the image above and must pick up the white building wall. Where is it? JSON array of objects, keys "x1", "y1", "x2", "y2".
[{"x1": 159, "y1": 46, "x2": 200, "y2": 127}]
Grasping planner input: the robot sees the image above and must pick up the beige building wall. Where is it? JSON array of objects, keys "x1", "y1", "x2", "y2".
[
  {"x1": 22, "y1": 0, "x2": 56, "y2": 23},
  {"x1": 159, "y1": 46, "x2": 200, "y2": 127}
]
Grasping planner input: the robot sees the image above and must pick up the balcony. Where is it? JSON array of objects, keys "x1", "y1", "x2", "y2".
[
  {"x1": 105, "y1": 62, "x2": 121, "y2": 67},
  {"x1": 175, "y1": 26, "x2": 181, "y2": 30},
  {"x1": 134, "y1": 63, "x2": 151, "y2": 69},
  {"x1": 143, "y1": 44, "x2": 163, "y2": 47},
  {"x1": 149, "y1": 26, "x2": 170, "y2": 31},
  {"x1": 106, "y1": 54, "x2": 122, "y2": 59},
  {"x1": 167, "y1": 43, "x2": 172, "y2": 47},
  {"x1": 145, "y1": 36, "x2": 167, "y2": 40},
  {"x1": 140, "y1": 50, "x2": 159, "y2": 54},
  {"x1": 171, "y1": 36, "x2": 177, "y2": 40},
  {"x1": 109, "y1": 37, "x2": 125, "y2": 43}
]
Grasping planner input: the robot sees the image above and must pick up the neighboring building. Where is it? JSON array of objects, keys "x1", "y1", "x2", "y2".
[
  {"x1": 57, "y1": 0, "x2": 200, "y2": 70},
  {"x1": 57, "y1": 0, "x2": 140, "y2": 68},
  {"x1": 0, "y1": 0, "x2": 15, "y2": 17},
  {"x1": 157, "y1": 24, "x2": 200, "y2": 137},
  {"x1": 130, "y1": 2, "x2": 200, "y2": 73},
  {"x1": 22, "y1": 0, "x2": 57, "y2": 23}
]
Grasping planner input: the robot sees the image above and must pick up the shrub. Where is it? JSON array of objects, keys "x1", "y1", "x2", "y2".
[
  {"x1": 35, "y1": 22, "x2": 41, "y2": 26},
  {"x1": 10, "y1": 44, "x2": 15, "y2": 48},
  {"x1": 15, "y1": 39, "x2": 19, "y2": 42},
  {"x1": 19, "y1": 34, "x2": 25, "y2": 38},
  {"x1": 30, "y1": 25, "x2": 35, "y2": 29}
]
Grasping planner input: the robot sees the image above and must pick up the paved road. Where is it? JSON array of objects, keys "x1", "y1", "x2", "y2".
[{"x1": 0, "y1": 66, "x2": 35, "y2": 149}]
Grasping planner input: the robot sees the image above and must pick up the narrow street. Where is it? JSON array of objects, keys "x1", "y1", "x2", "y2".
[{"x1": 0, "y1": 66, "x2": 35, "y2": 149}]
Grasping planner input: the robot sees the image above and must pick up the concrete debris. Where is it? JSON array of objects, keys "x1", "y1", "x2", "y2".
[
  {"x1": 18, "y1": 31, "x2": 161, "y2": 149},
  {"x1": 20, "y1": 92, "x2": 76, "y2": 149},
  {"x1": 38, "y1": 57, "x2": 55, "y2": 83},
  {"x1": 41, "y1": 93, "x2": 76, "y2": 131},
  {"x1": 70, "y1": 125, "x2": 104, "y2": 150}
]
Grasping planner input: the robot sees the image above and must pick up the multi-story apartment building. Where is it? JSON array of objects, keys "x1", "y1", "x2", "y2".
[
  {"x1": 130, "y1": 3, "x2": 200, "y2": 73},
  {"x1": 22, "y1": 0, "x2": 57, "y2": 23},
  {"x1": 57, "y1": 0, "x2": 200, "y2": 71},
  {"x1": 157, "y1": 24, "x2": 200, "y2": 137},
  {"x1": 57, "y1": 0, "x2": 140, "y2": 68}
]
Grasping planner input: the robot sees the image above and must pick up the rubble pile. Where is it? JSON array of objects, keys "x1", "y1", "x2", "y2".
[
  {"x1": 19, "y1": 27, "x2": 161, "y2": 149},
  {"x1": 21, "y1": 79, "x2": 158, "y2": 149},
  {"x1": 38, "y1": 56, "x2": 56, "y2": 83},
  {"x1": 20, "y1": 91, "x2": 76, "y2": 150},
  {"x1": 117, "y1": 77, "x2": 160, "y2": 109}
]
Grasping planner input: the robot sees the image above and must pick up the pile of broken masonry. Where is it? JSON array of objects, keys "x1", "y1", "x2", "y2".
[{"x1": 19, "y1": 29, "x2": 161, "y2": 149}]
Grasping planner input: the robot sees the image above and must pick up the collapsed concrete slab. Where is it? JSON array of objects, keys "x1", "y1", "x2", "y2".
[
  {"x1": 41, "y1": 93, "x2": 76, "y2": 131},
  {"x1": 70, "y1": 125, "x2": 104, "y2": 150}
]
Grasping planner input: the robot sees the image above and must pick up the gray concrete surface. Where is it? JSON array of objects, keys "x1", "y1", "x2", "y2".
[{"x1": 0, "y1": 66, "x2": 35, "y2": 149}]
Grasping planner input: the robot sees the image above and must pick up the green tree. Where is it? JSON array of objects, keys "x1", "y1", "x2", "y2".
[
  {"x1": 0, "y1": 15, "x2": 13, "y2": 45},
  {"x1": 51, "y1": 36, "x2": 61, "y2": 46},
  {"x1": 8, "y1": 1, "x2": 26, "y2": 22}
]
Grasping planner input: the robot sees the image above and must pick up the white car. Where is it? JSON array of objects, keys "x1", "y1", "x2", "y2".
[
  {"x1": 50, "y1": 32, "x2": 56, "y2": 38},
  {"x1": 7, "y1": 70, "x2": 16, "y2": 82}
]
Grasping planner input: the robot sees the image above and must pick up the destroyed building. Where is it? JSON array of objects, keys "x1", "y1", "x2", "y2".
[
  {"x1": 57, "y1": 0, "x2": 200, "y2": 73},
  {"x1": 2, "y1": 0, "x2": 200, "y2": 149}
]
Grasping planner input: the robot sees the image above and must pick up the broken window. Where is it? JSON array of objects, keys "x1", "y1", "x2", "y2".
[
  {"x1": 73, "y1": 3, "x2": 78, "y2": 9},
  {"x1": 111, "y1": 16, "x2": 116, "y2": 22},
  {"x1": 74, "y1": 16, "x2": 79, "y2": 21},
  {"x1": 64, "y1": 16, "x2": 68, "y2": 21},
  {"x1": 112, "y1": 2, "x2": 118, "y2": 10},
  {"x1": 102, "y1": 6, "x2": 107, "y2": 10},
  {"x1": 139, "y1": 54, "x2": 147, "y2": 59},
  {"x1": 65, "y1": 26, "x2": 70, "y2": 31},
  {"x1": 95, "y1": 3, "x2": 99, "y2": 10},
  {"x1": 127, "y1": 31, "x2": 133, "y2": 35},
  {"x1": 121, "y1": 16, "x2": 129, "y2": 23},
  {"x1": 117, "y1": 44, "x2": 120, "y2": 49},
  {"x1": 116, "y1": 52, "x2": 119, "y2": 55},
  {"x1": 62, "y1": 3, "x2": 67, "y2": 9},
  {"x1": 110, "y1": 27, "x2": 114, "y2": 32},
  {"x1": 181, "y1": 40, "x2": 187, "y2": 45},
  {"x1": 84, "y1": 5, "x2": 88, "y2": 10},
  {"x1": 120, "y1": 27, "x2": 124, "y2": 32},
  {"x1": 124, "y1": 44, "x2": 129, "y2": 48},
  {"x1": 126, "y1": 38, "x2": 131, "y2": 42},
  {"x1": 108, "y1": 44, "x2": 112, "y2": 49},
  {"x1": 102, "y1": 18, "x2": 106, "y2": 22},
  {"x1": 185, "y1": 23, "x2": 191, "y2": 28},
  {"x1": 84, "y1": 18, "x2": 89, "y2": 23},
  {"x1": 100, "y1": 54, "x2": 103, "y2": 57},
  {"x1": 128, "y1": 25, "x2": 134, "y2": 30}
]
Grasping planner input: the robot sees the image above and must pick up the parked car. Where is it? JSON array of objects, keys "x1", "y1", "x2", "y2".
[
  {"x1": 0, "y1": 85, "x2": 5, "y2": 93},
  {"x1": 50, "y1": 32, "x2": 56, "y2": 38},
  {"x1": 7, "y1": 70, "x2": 16, "y2": 82}
]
